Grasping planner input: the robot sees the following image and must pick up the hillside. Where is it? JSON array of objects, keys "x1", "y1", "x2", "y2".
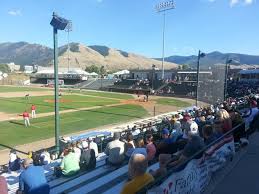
[
  {"x1": 0, "y1": 42, "x2": 178, "y2": 71},
  {"x1": 159, "y1": 51, "x2": 259, "y2": 67}
]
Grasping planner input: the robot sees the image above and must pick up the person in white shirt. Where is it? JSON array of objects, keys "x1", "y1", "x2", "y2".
[
  {"x1": 88, "y1": 137, "x2": 99, "y2": 157},
  {"x1": 40, "y1": 150, "x2": 51, "y2": 165},
  {"x1": 72, "y1": 142, "x2": 82, "y2": 161},
  {"x1": 105, "y1": 132, "x2": 125, "y2": 165}
]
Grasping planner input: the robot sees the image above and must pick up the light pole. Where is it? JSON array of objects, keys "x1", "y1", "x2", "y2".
[
  {"x1": 155, "y1": 0, "x2": 175, "y2": 80},
  {"x1": 65, "y1": 21, "x2": 72, "y2": 72},
  {"x1": 196, "y1": 50, "x2": 206, "y2": 107},
  {"x1": 224, "y1": 59, "x2": 233, "y2": 101},
  {"x1": 152, "y1": 64, "x2": 156, "y2": 90},
  {"x1": 100, "y1": 65, "x2": 104, "y2": 89},
  {"x1": 50, "y1": 12, "x2": 70, "y2": 152}
]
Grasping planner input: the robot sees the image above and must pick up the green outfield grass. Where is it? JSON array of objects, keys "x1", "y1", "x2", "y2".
[
  {"x1": 74, "y1": 90, "x2": 134, "y2": 100},
  {"x1": 0, "y1": 86, "x2": 49, "y2": 92},
  {"x1": 0, "y1": 95, "x2": 120, "y2": 114},
  {"x1": 156, "y1": 98, "x2": 192, "y2": 107},
  {"x1": 0, "y1": 104, "x2": 148, "y2": 148}
]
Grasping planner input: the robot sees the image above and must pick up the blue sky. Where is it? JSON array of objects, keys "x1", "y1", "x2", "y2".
[{"x1": 0, "y1": 0, "x2": 259, "y2": 57}]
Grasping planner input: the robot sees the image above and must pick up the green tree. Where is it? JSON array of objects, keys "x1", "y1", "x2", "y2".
[
  {"x1": 0, "y1": 64, "x2": 11, "y2": 73},
  {"x1": 182, "y1": 64, "x2": 190, "y2": 70},
  {"x1": 85, "y1": 65, "x2": 100, "y2": 73}
]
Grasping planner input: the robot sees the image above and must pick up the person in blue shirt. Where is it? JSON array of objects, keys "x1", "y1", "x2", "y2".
[{"x1": 17, "y1": 158, "x2": 49, "y2": 194}]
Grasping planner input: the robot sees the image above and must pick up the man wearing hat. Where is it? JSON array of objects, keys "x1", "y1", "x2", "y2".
[
  {"x1": 105, "y1": 132, "x2": 125, "y2": 166},
  {"x1": 17, "y1": 158, "x2": 49, "y2": 194}
]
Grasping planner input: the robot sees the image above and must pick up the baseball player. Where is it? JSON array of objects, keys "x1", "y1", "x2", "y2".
[
  {"x1": 31, "y1": 104, "x2": 36, "y2": 118},
  {"x1": 23, "y1": 110, "x2": 30, "y2": 127}
]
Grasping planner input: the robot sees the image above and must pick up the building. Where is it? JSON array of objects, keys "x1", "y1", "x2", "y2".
[
  {"x1": 130, "y1": 69, "x2": 212, "y2": 81},
  {"x1": 30, "y1": 68, "x2": 89, "y2": 85},
  {"x1": 239, "y1": 69, "x2": 259, "y2": 82},
  {"x1": 7, "y1": 62, "x2": 20, "y2": 72}
]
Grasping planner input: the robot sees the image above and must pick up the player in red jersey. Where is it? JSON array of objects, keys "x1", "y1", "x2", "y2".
[
  {"x1": 23, "y1": 110, "x2": 30, "y2": 127},
  {"x1": 31, "y1": 104, "x2": 36, "y2": 118}
]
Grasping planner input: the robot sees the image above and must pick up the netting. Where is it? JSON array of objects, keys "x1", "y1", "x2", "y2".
[{"x1": 197, "y1": 65, "x2": 225, "y2": 107}]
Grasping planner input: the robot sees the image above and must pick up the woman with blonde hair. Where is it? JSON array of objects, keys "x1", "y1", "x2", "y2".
[{"x1": 216, "y1": 109, "x2": 232, "y2": 133}]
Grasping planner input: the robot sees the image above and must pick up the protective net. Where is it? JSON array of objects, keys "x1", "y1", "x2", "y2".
[{"x1": 197, "y1": 64, "x2": 226, "y2": 107}]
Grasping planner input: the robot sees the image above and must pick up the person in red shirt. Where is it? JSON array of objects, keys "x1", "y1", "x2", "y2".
[
  {"x1": 23, "y1": 110, "x2": 30, "y2": 127},
  {"x1": 31, "y1": 104, "x2": 36, "y2": 118}
]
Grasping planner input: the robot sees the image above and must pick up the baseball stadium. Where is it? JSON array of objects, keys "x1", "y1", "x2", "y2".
[{"x1": 1, "y1": 1, "x2": 259, "y2": 194}]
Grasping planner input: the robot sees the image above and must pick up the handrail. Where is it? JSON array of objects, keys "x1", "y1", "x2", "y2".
[{"x1": 137, "y1": 122, "x2": 244, "y2": 194}]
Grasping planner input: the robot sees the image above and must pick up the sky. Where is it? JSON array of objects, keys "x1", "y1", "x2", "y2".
[{"x1": 0, "y1": 0, "x2": 259, "y2": 58}]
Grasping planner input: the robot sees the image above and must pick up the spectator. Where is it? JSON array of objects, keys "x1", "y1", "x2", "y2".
[
  {"x1": 245, "y1": 100, "x2": 259, "y2": 129},
  {"x1": 105, "y1": 132, "x2": 125, "y2": 166},
  {"x1": 121, "y1": 154, "x2": 154, "y2": 194},
  {"x1": 213, "y1": 119, "x2": 223, "y2": 138},
  {"x1": 216, "y1": 109, "x2": 232, "y2": 133},
  {"x1": 169, "y1": 127, "x2": 204, "y2": 168},
  {"x1": 40, "y1": 149, "x2": 51, "y2": 165},
  {"x1": 161, "y1": 128, "x2": 171, "y2": 144},
  {"x1": 203, "y1": 125, "x2": 217, "y2": 145},
  {"x1": 145, "y1": 134, "x2": 156, "y2": 161},
  {"x1": 132, "y1": 137, "x2": 147, "y2": 157},
  {"x1": 88, "y1": 137, "x2": 99, "y2": 157},
  {"x1": 149, "y1": 154, "x2": 171, "y2": 179},
  {"x1": 17, "y1": 158, "x2": 49, "y2": 194},
  {"x1": 9, "y1": 150, "x2": 21, "y2": 171},
  {"x1": 0, "y1": 176, "x2": 8, "y2": 194},
  {"x1": 55, "y1": 147, "x2": 80, "y2": 177},
  {"x1": 125, "y1": 133, "x2": 135, "y2": 159},
  {"x1": 170, "y1": 121, "x2": 183, "y2": 143},
  {"x1": 80, "y1": 149, "x2": 96, "y2": 171},
  {"x1": 72, "y1": 142, "x2": 81, "y2": 160}
]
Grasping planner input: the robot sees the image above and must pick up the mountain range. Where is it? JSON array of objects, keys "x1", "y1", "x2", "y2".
[
  {"x1": 1, "y1": 42, "x2": 259, "y2": 71},
  {"x1": 160, "y1": 51, "x2": 259, "y2": 68},
  {"x1": 0, "y1": 42, "x2": 177, "y2": 71}
]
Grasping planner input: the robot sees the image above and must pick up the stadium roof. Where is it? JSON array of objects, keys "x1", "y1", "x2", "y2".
[
  {"x1": 36, "y1": 68, "x2": 88, "y2": 75},
  {"x1": 239, "y1": 69, "x2": 259, "y2": 74}
]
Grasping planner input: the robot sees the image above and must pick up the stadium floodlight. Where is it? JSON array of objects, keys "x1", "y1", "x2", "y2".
[
  {"x1": 50, "y1": 12, "x2": 71, "y2": 153},
  {"x1": 155, "y1": 0, "x2": 175, "y2": 80},
  {"x1": 196, "y1": 50, "x2": 206, "y2": 107}
]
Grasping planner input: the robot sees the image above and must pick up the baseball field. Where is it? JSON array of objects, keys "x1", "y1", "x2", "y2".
[{"x1": 0, "y1": 85, "x2": 192, "y2": 149}]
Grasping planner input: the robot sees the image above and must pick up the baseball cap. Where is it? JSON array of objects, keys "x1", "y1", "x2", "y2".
[
  {"x1": 88, "y1": 137, "x2": 93, "y2": 141},
  {"x1": 189, "y1": 121, "x2": 199, "y2": 135},
  {"x1": 251, "y1": 100, "x2": 257, "y2": 107},
  {"x1": 162, "y1": 128, "x2": 170, "y2": 135}
]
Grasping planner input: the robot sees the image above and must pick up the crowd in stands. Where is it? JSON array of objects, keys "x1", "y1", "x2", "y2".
[
  {"x1": 1, "y1": 94, "x2": 259, "y2": 194},
  {"x1": 228, "y1": 81, "x2": 259, "y2": 98}
]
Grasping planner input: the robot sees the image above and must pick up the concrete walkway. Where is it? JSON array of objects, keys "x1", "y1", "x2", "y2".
[{"x1": 213, "y1": 131, "x2": 259, "y2": 194}]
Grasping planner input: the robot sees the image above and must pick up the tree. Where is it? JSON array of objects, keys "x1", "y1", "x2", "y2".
[
  {"x1": 0, "y1": 64, "x2": 11, "y2": 73},
  {"x1": 85, "y1": 65, "x2": 100, "y2": 73},
  {"x1": 182, "y1": 64, "x2": 190, "y2": 70}
]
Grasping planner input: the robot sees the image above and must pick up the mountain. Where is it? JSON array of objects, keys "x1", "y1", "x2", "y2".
[
  {"x1": 159, "y1": 51, "x2": 259, "y2": 68},
  {"x1": 0, "y1": 42, "x2": 177, "y2": 71},
  {"x1": 0, "y1": 42, "x2": 53, "y2": 66}
]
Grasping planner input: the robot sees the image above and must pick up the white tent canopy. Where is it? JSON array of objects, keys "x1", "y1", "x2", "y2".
[
  {"x1": 89, "y1": 72, "x2": 98, "y2": 76},
  {"x1": 113, "y1": 70, "x2": 130, "y2": 75}
]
